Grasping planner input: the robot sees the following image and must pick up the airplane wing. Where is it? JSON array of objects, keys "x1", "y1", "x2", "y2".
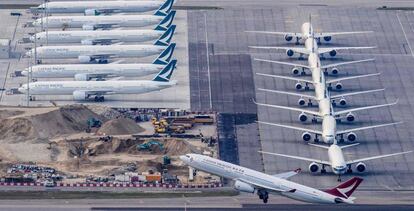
[
  {"x1": 336, "y1": 122, "x2": 403, "y2": 135},
  {"x1": 314, "y1": 31, "x2": 373, "y2": 38},
  {"x1": 318, "y1": 46, "x2": 376, "y2": 54},
  {"x1": 334, "y1": 100, "x2": 398, "y2": 116},
  {"x1": 346, "y1": 150, "x2": 413, "y2": 165},
  {"x1": 254, "y1": 58, "x2": 310, "y2": 69},
  {"x1": 258, "y1": 88, "x2": 317, "y2": 100},
  {"x1": 272, "y1": 168, "x2": 301, "y2": 180},
  {"x1": 82, "y1": 89, "x2": 116, "y2": 95},
  {"x1": 237, "y1": 178, "x2": 296, "y2": 193},
  {"x1": 87, "y1": 54, "x2": 117, "y2": 60},
  {"x1": 330, "y1": 88, "x2": 385, "y2": 100},
  {"x1": 259, "y1": 151, "x2": 331, "y2": 166},
  {"x1": 254, "y1": 100, "x2": 321, "y2": 116},
  {"x1": 320, "y1": 58, "x2": 375, "y2": 69},
  {"x1": 246, "y1": 31, "x2": 301, "y2": 38},
  {"x1": 249, "y1": 46, "x2": 310, "y2": 55},
  {"x1": 326, "y1": 72, "x2": 380, "y2": 84},
  {"x1": 257, "y1": 120, "x2": 323, "y2": 135},
  {"x1": 256, "y1": 73, "x2": 314, "y2": 84}
]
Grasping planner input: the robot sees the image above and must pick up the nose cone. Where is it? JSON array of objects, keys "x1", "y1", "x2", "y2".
[
  {"x1": 25, "y1": 50, "x2": 32, "y2": 57},
  {"x1": 29, "y1": 35, "x2": 35, "y2": 42},
  {"x1": 179, "y1": 155, "x2": 191, "y2": 164},
  {"x1": 18, "y1": 84, "x2": 28, "y2": 93},
  {"x1": 21, "y1": 70, "x2": 28, "y2": 76}
]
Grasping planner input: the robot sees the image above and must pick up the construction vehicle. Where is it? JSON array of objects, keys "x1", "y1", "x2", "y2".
[
  {"x1": 193, "y1": 115, "x2": 214, "y2": 124},
  {"x1": 138, "y1": 141, "x2": 164, "y2": 151},
  {"x1": 152, "y1": 117, "x2": 186, "y2": 134},
  {"x1": 163, "y1": 155, "x2": 171, "y2": 165},
  {"x1": 86, "y1": 117, "x2": 102, "y2": 133}
]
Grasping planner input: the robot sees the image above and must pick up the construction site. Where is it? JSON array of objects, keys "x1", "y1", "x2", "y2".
[{"x1": 0, "y1": 104, "x2": 219, "y2": 186}]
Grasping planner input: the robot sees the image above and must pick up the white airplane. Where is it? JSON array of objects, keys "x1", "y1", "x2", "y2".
[
  {"x1": 31, "y1": 25, "x2": 176, "y2": 46},
  {"x1": 32, "y1": 0, "x2": 174, "y2": 16},
  {"x1": 260, "y1": 143, "x2": 412, "y2": 181},
  {"x1": 180, "y1": 153, "x2": 364, "y2": 204},
  {"x1": 246, "y1": 18, "x2": 372, "y2": 44},
  {"x1": 249, "y1": 37, "x2": 375, "y2": 58},
  {"x1": 32, "y1": 10, "x2": 176, "y2": 31},
  {"x1": 18, "y1": 60, "x2": 177, "y2": 102},
  {"x1": 25, "y1": 43, "x2": 176, "y2": 64}
]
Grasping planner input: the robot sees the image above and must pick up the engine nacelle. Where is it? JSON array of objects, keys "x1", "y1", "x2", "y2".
[
  {"x1": 339, "y1": 98, "x2": 347, "y2": 106},
  {"x1": 286, "y1": 49, "x2": 294, "y2": 57},
  {"x1": 78, "y1": 55, "x2": 93, "y2": 63},
  {"x1": 347, "y1": 132, "x2": 357, "y2": 142},
  {"x1": 324, "y1": 36, "x2": 332, "y2": 42},
  {"x1": 234, "y1": 180, "x2": 255, "y2": 193},
  {"x1": 73, "y1": 90, "x2": 88, "y2": 101},
  {"x1": 74, "y1": 74, "x2": 90, "y2": 81},
  {"x1": 284, "y1": 35, "x2": 293, "y2": 41},
  {"x1": 84, "y1": 9, "x2": 99, "y2": 16},
  {"x1": 81, "y1": 39, "x2": 94, "y2": 45},
  {"x1": 346, "y1": 112, "x2": 355, "y2": 122},
  {"x1": 329, "y1": 50, "x2": 337, "y2": 57},
  {"x1": 298, "y1": 98, "x2": 306, "y2": 106},
  {"x1": 309, "y1": 162, "x2": 319, "y2": 173},
  {"x1": 82, "y1": 24, "x2": 96, "y2": 31},
  {"x1": 295, "y1": 83, "x2": 302, "y2": 90},
  {"x1": 292, "y1": 67, "x2": 300, "y2": 75},
  {"x1": 299, "y1": 112, "x2": 307, "y2": 122},
  {"x1": 331, "y1": 67, "x2": 339, "y2": 75},
  {"x1": 302, "y1": 132, "x2": 311, "y2": 142},
  {"x1": 335, "y1": 83, "x2": 343, "y2": 90},
  {"x1": 356, "y1": 162, "x2": 366, "y2": 172}
]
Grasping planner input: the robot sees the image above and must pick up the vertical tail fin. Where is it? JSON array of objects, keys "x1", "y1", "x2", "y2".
[
  {"x1": 154, "y1": 0, "x2": 175, "y2": 16},
  {"x1": 152, "y1": 59, "x2": 177, "y2": 82},
  {"x1": 154, "y1": 25, "x2": 176, "y2": 46},
  {"x1": 153, "y1": 43, "x2": 176, "y2": 65},
  {"x1": 325, "y1": 177, "x2": 363, "y2": 199},
  {"x1": 155, "y1": 10, "x2": 176, "y2": 31}
]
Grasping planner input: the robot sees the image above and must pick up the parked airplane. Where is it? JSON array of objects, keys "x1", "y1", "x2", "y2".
[
  {"x1": 18, "y1": 60, "x2": 177, "y2": 102},
  {"x1": 21, "y1": 58, "x2": 175, "y2": 81},
  {"x1": 246, "y1": 18, "x2": 372, "y2": 44},
  {"x1": 32, "y1": 10, "x2": 176, "y2": 31},
  {"x1": 31, "y1": 25, "x2": 176, "y2": 46},
  {"x1": 260, "y1": 143, "x2": 412, "y2": 181},
  {"x1": 33, "y1": 0, "x2": 174, "y2": 16},
  {"x1": 180, "y1": 153, "x2": 364, "y2": 204},
  {"x1": 25, "y1": 43, "x2": 176, "y2": 64},
  {"x1": 250, "y1": 36, "x2": 375, "y2": 58}
]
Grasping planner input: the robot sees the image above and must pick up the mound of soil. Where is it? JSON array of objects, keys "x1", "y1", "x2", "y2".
[{"x1": 97, "y1": 118, "x2": 145, "y2": 136}]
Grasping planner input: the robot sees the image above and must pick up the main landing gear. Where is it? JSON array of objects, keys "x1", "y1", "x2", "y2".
[
  {"x1": 94, "y1": 96, "x2": 105, "y2": 102},
  {"x1": 258, "y1": 189, "x2": 269, "y2": 203}
]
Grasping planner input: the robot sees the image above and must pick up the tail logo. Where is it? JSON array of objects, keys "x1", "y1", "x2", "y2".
[
  {"x1": 153, "y1": 60, "x2": 177, "y2": 82},
  {"x1": 336, "y1": 180, "x2": 358, "y2": 198},
  {"x1": 155, "y1": 0, "x2": 175, "y2": 16},
  {"x1": 155, "y1": 11, "x2": 176, "y2": 31},
  {"x1": 155, "y1": 25, "x2": 176, "y2": 46},
  {"x1": 153, "y1": 43, "x2": 176, "y2": 65}
]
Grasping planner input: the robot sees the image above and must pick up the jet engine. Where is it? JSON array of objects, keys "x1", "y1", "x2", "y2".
[
  {"x1": 346, "y1": 112, "x2": 355, "y2": 122},
  {"x1": 329, "y1": 50, "x2": 337, "y2": 57},
  {"x1": 81, "y1": 40, "x2": 94, "y2": 45},
  {"x1": 299, "y1": 112, "x2": 308, "y2": 122},
  {"x1": 292, "y1": 67, "x2": 300, "y2": 75},
  {"x1": 335, "y1": 83, "x2": 343, "y2": 90},
  {"x1": 331, "y1": 67, "x2": 339, "y2": 75},
  {"x1": 82, "y1": 24, "x2": 96, "y2": 31},
  {"x1": 78, "y1": 55, "x2": 93, "y2": 63},
  {"x1": 84, "y1": 9, "x2": 99, "y2": 16},
  {"x1": 284, "y1": 35, "x2": 293, "y2": 41},
  {"x1": 356, "y1": 162, "x2": 366, "y2": 172},
  {"x1": 298, "y1": 98, "x2": 306, "y2": 106},
  {"x1": 339, "y1": 98, "x2": 347, "y2": 106},
  {"x1": 234, "y1": 180, "x2": 255, "y2": 193},
  {"x1": 324, "y1": 36, "x2": 332, "y2": 42},
  {"x1": 309, "y1": 162, "x2": 319, "y2": 173},
  {"x1": 295, "y1": 83, "x2": 302, "y2": 90},
  {"x1": 286, "y1": 49, "x2": 294, "y2": 57},
  {"x1": 347, "y1": 132, "x2": 357, "y2": 142},
  {"x1": 73, "y1": 90, "x2": 88, "y2": 101},
  {"x1": 74, "y1": 74, "x2": 90, "y2": 81},
  {"x1": 302, "y1": 132, "x2": 311, "y2": 142}
]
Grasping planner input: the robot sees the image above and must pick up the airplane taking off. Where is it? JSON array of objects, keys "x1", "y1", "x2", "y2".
[
  {"x1": 260, "y1": 143, "x2": 412, "y2": 181},
  {"x1": 25, "y1": 43, "x2": 176, "y2": 64},
  {"x1": 180, "y1": 153, "x2": 364, "y2": 204},
  {"x1": 33, "y1": 0, "x2": 174, "y2": 16},
  {"x1": 18, "y1": 60, "x2": 177, "y2": 102},
  {"x1": 31, "y1": 25, "x2": 176, "y2": 46},
  {"x1": 246, "y1": 22, "x2": 372, "y2": 44},
  {"x1": 32, "y1": 10, "x2": 176, "y2": 31}
]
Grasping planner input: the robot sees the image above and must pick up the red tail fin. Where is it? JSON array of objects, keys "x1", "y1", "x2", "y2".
[{"x1": 324, "y1": 177, "x2": 363, "y2": 199}]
